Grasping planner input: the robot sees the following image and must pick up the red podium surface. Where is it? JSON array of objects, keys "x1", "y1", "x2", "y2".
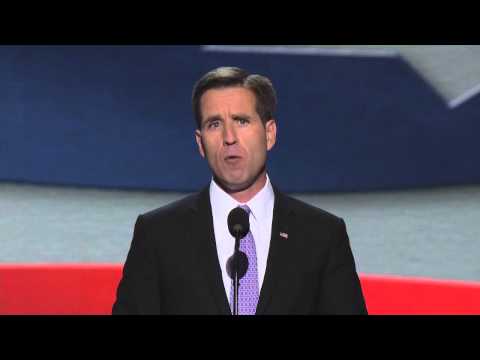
[{"x1": 1, "y1": 264, "x2": 480, "y2": 315}]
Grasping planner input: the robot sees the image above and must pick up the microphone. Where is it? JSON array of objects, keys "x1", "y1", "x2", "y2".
[
  {"x1": 227, "y1": 206, "x2": 250, "y2": 241},
  {"x1": 226, "y1": 251, "x2": 249, "y2": 279},
  {"x1": 227, "y1": 206, "x2": 250, "y2": 315}
]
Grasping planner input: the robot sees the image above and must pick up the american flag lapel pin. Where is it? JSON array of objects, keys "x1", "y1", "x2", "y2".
[{"x1": 279, "y1": 232, "x2": 288, "y2": 239}]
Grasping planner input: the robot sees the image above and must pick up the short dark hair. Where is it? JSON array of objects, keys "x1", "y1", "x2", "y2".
[{"x1": 192, "y1": 66, "x2": 277, "y2": 129}]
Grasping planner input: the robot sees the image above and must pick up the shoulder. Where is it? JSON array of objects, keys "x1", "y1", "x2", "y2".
[
  {"x1": 130, "y1": 191, "x2": 205, "y2": 245},
  {"x1": 279, "y1": 191, "x2": 344, "y2": 226},
  {"x1": 140, "y1": 191, "x2": 200, "y2": 225}
]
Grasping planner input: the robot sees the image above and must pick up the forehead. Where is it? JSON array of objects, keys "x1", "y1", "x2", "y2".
[{"x1": 200, "y1": 87, "x2": 257, "y2": 116}]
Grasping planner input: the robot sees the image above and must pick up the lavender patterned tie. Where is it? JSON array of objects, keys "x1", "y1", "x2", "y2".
[{"x1": 229, "y1": 205, "x2": 259, "y2": 315}]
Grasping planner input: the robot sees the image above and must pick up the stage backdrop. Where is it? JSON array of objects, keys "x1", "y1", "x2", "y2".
[{"x1": 1, "y1": 45, "x2": 478, "y2": 192}]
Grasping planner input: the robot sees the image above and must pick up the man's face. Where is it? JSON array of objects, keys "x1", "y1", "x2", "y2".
[{"x1": 195, "y1": 86, "x2": 276, "y2": 193}]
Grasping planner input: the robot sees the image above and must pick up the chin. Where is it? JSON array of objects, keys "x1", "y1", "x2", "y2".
[
  {"x1": 217, "y1": 176, "x2": 251, "y2": 193},
  {"x1": 225, "y1": 179, "x2": 249, "y2": 191}
]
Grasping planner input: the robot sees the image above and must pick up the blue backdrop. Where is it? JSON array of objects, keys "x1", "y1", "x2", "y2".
[{"x1": 1, "y1": 45, "x2": 478, "y2": 192}]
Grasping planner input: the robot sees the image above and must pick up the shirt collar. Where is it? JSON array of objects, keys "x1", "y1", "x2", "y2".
[{"x1": 209, "y1": 174, "x2": 274, "y2": 223}]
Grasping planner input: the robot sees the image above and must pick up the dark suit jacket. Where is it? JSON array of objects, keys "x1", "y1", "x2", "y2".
[{"x1": 112, "y1": 185, "x2": 367, "y2": 315}]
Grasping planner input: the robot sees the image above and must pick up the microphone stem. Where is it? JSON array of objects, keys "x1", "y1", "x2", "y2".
[
  {"x1": 234, "y1": 271, "x2": 238, "y2": 315},
  {"x1": 233, "y1": 235, "x2": 240, "y2": 315}
]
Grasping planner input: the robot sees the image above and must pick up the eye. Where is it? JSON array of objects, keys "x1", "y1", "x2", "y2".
[
  {"x1": 237, "y1": 118, "x2": 250, "y2": 126},
  {"x1": 207, "y1": 120, "x2": 220, "y2": 129}
]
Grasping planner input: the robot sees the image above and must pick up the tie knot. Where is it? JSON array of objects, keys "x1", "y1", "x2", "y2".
[{"x1": 239, "y1": 204, "x2": 251, "y2": 214}]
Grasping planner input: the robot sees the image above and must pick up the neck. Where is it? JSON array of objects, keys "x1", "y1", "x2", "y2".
[{"x1": 215, "y1": 170, "x2": 267, "y2": 204}]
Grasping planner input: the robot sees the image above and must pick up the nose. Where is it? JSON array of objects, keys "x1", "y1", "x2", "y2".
[{"x1": 223, "y1": 122, "x2": 237, "y2": 146}]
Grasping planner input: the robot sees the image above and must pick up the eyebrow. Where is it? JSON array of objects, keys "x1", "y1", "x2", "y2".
[{"x1": 232, "y1": 114, "x2": 252, "y2": 121}]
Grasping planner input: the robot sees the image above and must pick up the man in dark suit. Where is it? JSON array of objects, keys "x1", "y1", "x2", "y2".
[{"x1": 112, "y1": 66, "x2": 367, "y2": 315}]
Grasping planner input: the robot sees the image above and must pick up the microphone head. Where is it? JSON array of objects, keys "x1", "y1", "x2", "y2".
[
  {"x1": 227, "y1": 206, "x2": 250, "y2": 239},
  {"x1": 226, "y1": 251, "x2": 249, "y2": 280}
]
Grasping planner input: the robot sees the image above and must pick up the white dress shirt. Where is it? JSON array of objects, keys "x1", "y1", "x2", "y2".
[{"x1": 209, "y1": 174, "x2": 275, "y2": 302}]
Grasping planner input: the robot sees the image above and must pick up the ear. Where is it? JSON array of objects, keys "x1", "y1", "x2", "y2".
[
  {"x1": 265, "y1": 119, "x2": 277, "y2": 151},
  {"x1": 195, "y1": 129, "x2": 206, "y2": 158}
]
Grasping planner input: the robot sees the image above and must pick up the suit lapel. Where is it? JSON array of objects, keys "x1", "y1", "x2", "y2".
[
  {"x1": 256, "y1": 188, "x2": 294, "y2": 315},
  {"x1": 188, "y1": 187, "x2": 232, "y2": 315}
]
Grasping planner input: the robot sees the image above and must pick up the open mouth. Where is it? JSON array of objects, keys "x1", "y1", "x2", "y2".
[{"x1": 224, "y1": 155, "x2": 242, "y2": 163}]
